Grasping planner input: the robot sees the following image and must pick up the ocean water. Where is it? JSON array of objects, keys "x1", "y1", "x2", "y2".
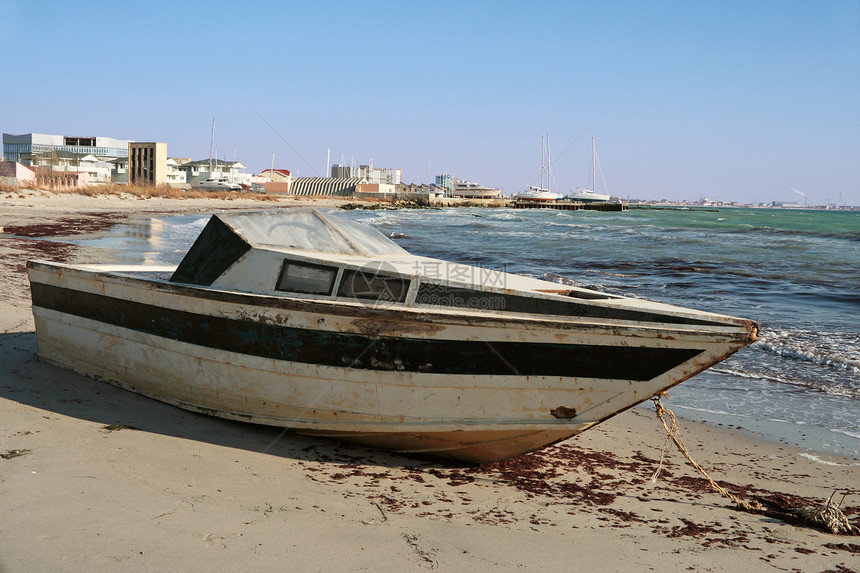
[{"x1": 73, "y1": 206, "x2": 860, "y2": 459}]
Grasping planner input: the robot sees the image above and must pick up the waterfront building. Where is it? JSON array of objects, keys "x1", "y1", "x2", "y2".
[
  {"x1": 77, "y1": 155, "x2": 114, "y2": 184},
  {"x1": 112, "y1": 157, "x2": 129, "y2": 184},
  {"x1": 2, "y1": 132, "x2": 134, "y2": 186},
  {"x1": 18, "y1": 150, "x2": 114, "y2": 184},
  {"x1": 178, "y1": 159, "x2": 249, "y2": 186},
  {"x1": 331, "y1": 163, "x2": 402, "y2": 185},
  {"x1": 0, "y1": 161, "x2": 36, "y2": 186},
  {"x1": 355, "y1": 183, "x2": 395, "y2": 194},
  {"x1": 126, "y1": 142, "x2": 185, "y2": 187},
  {"x1": 165, "y1": 159, "x2": 187, "y2": 186},
  {"x1": 290, "y1": 177, "x2": 361, "y2": 196},
  {"x1": 129, "y1": 142, "x2": 168, "y2": 187},
  {"x1": 260, "y1": 168, "x2": 292, "y2": 183},
  {"x1": 258, "y1": 169, "x2": 293, "y2": 194},
  {"x1": 435, "y1": 174, "x2": 456, "y2": 193},
  {"x1": 3, "y1": 133, "x2": 132, "y2": 165},
  {"x1": 435, "y1": 173, "x2": 501, "y2": 199}
]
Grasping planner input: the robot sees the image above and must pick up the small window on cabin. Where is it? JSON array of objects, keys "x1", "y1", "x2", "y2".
[
  {"x1": 276, "y1": 262, "x2": 337, "y2": 295},
  {"x1": 338, "y1": 270, "x2": 409, "y2": 303}
]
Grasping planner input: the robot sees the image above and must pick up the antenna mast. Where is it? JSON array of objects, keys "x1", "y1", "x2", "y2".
[{"x1": 209, "y1": 118, "x2": 215, "y2": 175}]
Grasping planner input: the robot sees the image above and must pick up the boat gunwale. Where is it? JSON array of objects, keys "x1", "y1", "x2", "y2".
[{"x1": 27, "y1": 259, "x2": 759, "y2": 343}]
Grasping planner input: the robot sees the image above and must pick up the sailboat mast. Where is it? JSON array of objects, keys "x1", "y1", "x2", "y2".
[
  {"x1": 591, "y1": 137, "x2": 596, "y2": 193},
  {"x1": 547, "y1": 134, "x2": 551, "y2": 193},
  {"x1": 540, "y1": 135, "x2": 545, "y2": 190}
]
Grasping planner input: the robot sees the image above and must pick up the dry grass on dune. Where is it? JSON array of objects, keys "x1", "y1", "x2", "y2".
[
  {"x1": 0, "y1": 182, "x2": 21, "y2": 195},
  {"x1": 6, "y1": 182, "x2": 280, "y2": 201}
]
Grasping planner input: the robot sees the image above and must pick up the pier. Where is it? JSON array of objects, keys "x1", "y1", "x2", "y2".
[{"x1": 513, "y1": 200, "x2": 626, "y2": 211}]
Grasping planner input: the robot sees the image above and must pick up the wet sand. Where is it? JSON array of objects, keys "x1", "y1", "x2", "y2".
[{"x1": 1, "y1": 189, "x2": 858, "y2": 572}]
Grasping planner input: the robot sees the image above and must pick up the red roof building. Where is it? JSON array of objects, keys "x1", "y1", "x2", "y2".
[{"x1": 260, "y1": 169, "x2": 292, "y2": 183}]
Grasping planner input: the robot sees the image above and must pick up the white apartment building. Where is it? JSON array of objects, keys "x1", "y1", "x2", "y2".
[
  {"x1": 3, "y1": 132, "x2": 133, "y2": 185},
  {"x1": 331, "y1": 163, "x2": 402, "y2": 185},
  {"x1": 3, "y1": 133, "x2": 132, "y2": 165}
]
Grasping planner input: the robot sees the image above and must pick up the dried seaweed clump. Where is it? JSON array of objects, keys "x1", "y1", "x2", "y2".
[
  {"x1": 1, "y1": 449, "x2": 31, "y2": 459},
  {"x1": 102, "y1": 424, "x2": 138, "y2": 432},
  {"x1": 792, "y1": 492, "x2": 859, "y2": 536}
]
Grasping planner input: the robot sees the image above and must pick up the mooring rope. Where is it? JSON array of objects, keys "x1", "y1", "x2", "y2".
[
  {"x1": 651, "y1": 394, "x2": 762, "y2": 512},
  {"x1": 651, "y1": 394, "x2": 859, "y2": 534}
]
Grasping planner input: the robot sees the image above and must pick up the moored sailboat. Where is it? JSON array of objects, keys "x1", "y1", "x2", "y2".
[
  {"x1": 568, "y1": 137, "x2": 612, "y2": 203},
  {"x1": 515, "y1": 135, "x2": 563, "y2": 202}
]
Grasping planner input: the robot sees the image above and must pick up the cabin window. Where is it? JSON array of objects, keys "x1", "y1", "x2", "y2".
[
  {"x1": 276, "y1": 261, "x2": 337, "y2": 295},
  {"x1": 338, "y1": 270, "x2": 409, "y2": 303}
]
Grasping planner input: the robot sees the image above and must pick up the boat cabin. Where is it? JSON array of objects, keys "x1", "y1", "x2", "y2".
[{"x1": 168, "y1": 210, "x2": 725, "y2": 327}]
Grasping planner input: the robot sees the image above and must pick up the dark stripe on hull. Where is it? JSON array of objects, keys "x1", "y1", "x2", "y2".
[{"x1": 31, "y1": 283, "x2": 703, "y2": 380}]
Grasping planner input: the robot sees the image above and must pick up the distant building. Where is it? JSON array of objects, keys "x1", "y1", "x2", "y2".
[
  {"x1": 331, "y1": 163, "x2": 402, "y2": 185},
  {"x1": 3, "y1": 133, "x2": 132, "y2": 165},
  {"x1": 290, "y1": 177, "x2": 361, "y2": 196},
  {"x1": 435, "y1": 174, "x2": 455, "y2": 192},
  {"x1": 77, "y1": 155, "x2": 114, "y2": 184},
  {"x1": 260, "y1": 168, "x2": 292, "y2": 183},
  {"x1": 112, "y1": 157, "x2": 129, "y2": 184},
  {"x1": 0, "y1": 161, "x2": 36, "y2": 186},
  {"x1": 129, "y1": 142, "x2": 168, "y2": 187},
  {"x1": 355, "y1": 183, "x2": 395, "y2": 194},
  {"x1": 435, "y1": 174, "x2": 501, "y2": 199},
  {"x1": 2, "y1": 132, "x2": 134, "y2": 186},
  {"x1": 33, "y1": 168, "x2": 89, "y2": 189},
  {"x1": 258, "y1": 169, "x2": 293, "y2": 194},
  {"x1": 178, "y1": 159, "x2": 248, "y2": 186},
  {"x1": 165, "y1": 158, "x2": 187, "y2": 186}
]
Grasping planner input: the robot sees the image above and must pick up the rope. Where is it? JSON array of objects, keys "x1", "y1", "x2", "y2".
[
  {"x1": 651, "y1": 394, "x2": 763, "y2": 513},
  {"x1": 793, "y1": 500, "x2": 856, "y2": 535},
  {"x1": 651, "y1": 394, "x2": 859, "y2": 534}
]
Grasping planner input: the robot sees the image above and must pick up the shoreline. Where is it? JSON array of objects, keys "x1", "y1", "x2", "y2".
[{"x1": 1, "y1": 191, "x2": 858, "y2": 571}]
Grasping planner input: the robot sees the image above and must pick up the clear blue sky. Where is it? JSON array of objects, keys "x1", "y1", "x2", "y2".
[{"x1": 3, "y1": 0, "x2": 858, "y2": 205}]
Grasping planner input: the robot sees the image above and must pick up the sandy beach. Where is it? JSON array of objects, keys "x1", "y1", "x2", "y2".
[{"x1": 1, "y1": 189, "x2": 858, "y2": 572}]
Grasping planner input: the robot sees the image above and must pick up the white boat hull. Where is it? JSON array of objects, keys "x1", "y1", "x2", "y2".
[{"x1": 28, "y1": 261, "x2": 756, "y2": 462}]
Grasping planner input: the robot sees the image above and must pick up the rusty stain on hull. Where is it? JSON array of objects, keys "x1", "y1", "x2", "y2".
[{"x1": 550, "y1": 406, "x2": 578, "y2": 419}]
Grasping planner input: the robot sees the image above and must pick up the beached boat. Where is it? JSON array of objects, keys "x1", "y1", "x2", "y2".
[{"x1": 28, "y1": 209, "x2": 758, "y2": 462}]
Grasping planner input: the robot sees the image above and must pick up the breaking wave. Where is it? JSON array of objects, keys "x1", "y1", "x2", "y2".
[{"x1": 753, "y1": 329, "x2": 860, "y2": 374}]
